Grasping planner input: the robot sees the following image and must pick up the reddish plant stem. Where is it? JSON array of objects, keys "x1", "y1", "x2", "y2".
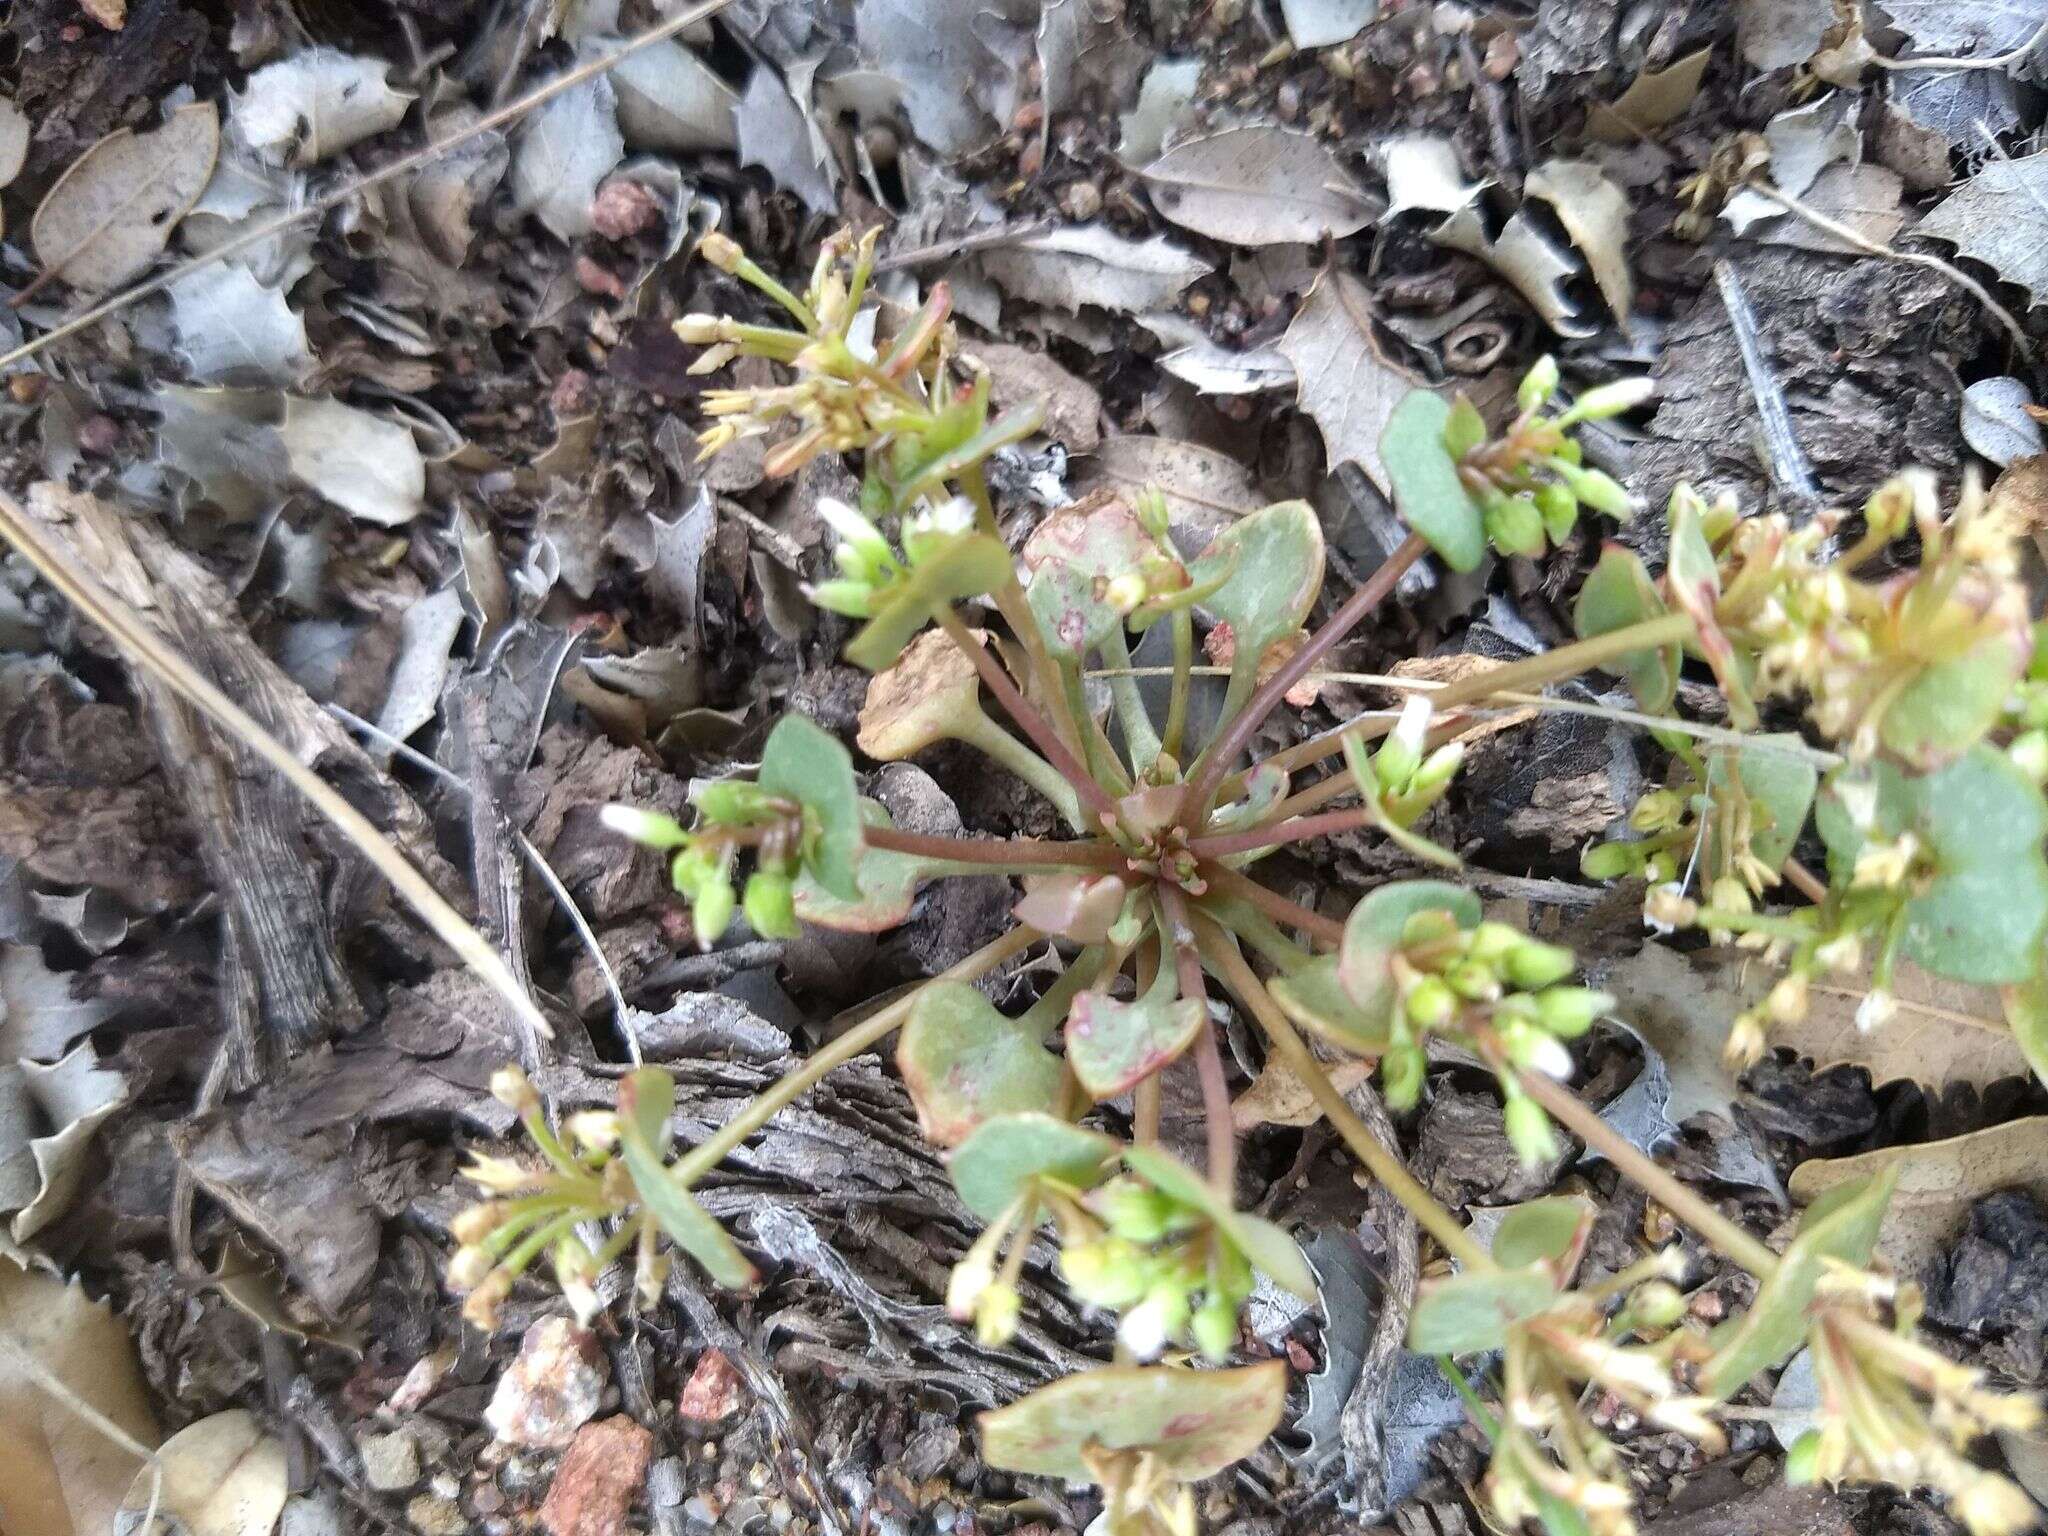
[
  {"x1": 1180, "y1": 532, "x2": 1428, "y2": 821},
  {"x1": 935, "y1": 608, "x2": 1117, "y2": 822},
  {"x1": 1157, "y1": 886, "x2": 1236, "y2": 1196},
  {"x1": 1782, "y1": 857, "x2": 1830, "y2": 905},
  {"x1": 1198, "y1": 863, "x2": 1345, "y2": 949},
  {"x1": 1186, "y1": 805, "x2": 1376, "y2": 859},
  {"x1": 862, "y1": 825, "x2": 1124, "y2": 869}
]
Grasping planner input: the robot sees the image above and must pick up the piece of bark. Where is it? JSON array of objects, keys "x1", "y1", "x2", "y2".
[{"x1": 20, "y1": 484, "x2": 467, "y2": 1061}]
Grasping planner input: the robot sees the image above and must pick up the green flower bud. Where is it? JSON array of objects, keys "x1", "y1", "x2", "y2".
[
  {"x1": 1399, "y1": 908, "x2": 1464, "y2": 951},
  {"x1": 1580, "y1": 839, "x2": 1640, "y2": 881},
  {"x1": 670, "y1": 843, "x2": 720, "y2": 899},
  {"x1": 807, "y1": 578, "x2": 878, "y2": 618},
  {"x1": 1446, "y1": 958, "x2": 1501, "y2": 1002},
  {"x1": 1060, "y1": 1238, "x2": 1151, "y2": 1310},
  {"x1": 1517, "y1": 355, "x2": 1560, "y2": 413},
  {"x1": 600, "y1": 804, "x2": 690, "y2": 849},
  {"x1": 1412, "y1": 742, "x2": 1464, "y2": 797},
  {"x1": 1628, "y1": 788, "x2": 1684, "y2": 833},
  {"x1": 976, "y1": 1282, "x2": 1022, "y2": 1346},
  {"x1": 691, "y1": 877, "x2": 736, "y2": 948},
  {"x1": 1504, "y1": 939, "x2": 1577, "y2": 991},
  {"x1": 1628, "y1": 1280, "x2": 1685, "y2": 1328},
  {"x1": 1191, "y1": 1296, "x2": 1238, "y2": 1362},
  {"x1": 1555, "y1": 376, "x2": 1654, "y2": 427},
  {"x1": 1548, "y1": 458, "x2": 1637, "y2": 520},
  {"x1": 816, "y1": 496, "x2": 894, "y2": 575},
  {"x1": 1536, "y1": 986, "x2": 1611, "y2": 1038},
  {"x1": 1484, "y1": 493, "x2": 1547, "y2": 560},
  {"x1": 1404, "y1": 976, "x2": 1458, "y2": 1031},
  {"x1": 1381, "y1": 1043, "x2": 1425, "y2": 1112},
  {"x1": 1502, "y1": 1093, "x2": 1559, "y2": 1167},
  {"x1": 743, "y1": 871, "x2": 798, "y2": 939},
  {"x1": 2013, "y1": 730, "x2": 2048, "y2": 784},
  {"x1": 1467, "y1": 921, "x2": 1523, "y2": 966},
  {"x1": 1535, "y1": 478, "x2": 1579, "y2": 544},
  {"x1": 693, "y1": 779, "x2": 770, "y2": 825},
  {"x1": 1102, "y1": 1180, "x2": 1180, "y2": 1245},
  {"x1": 1784, "y1": 1429, "x2": 1822, "y2": 1485},
  {"x1": 1443, "y1": 397, "x2": 1488, "y2": 460},
  {"x1": 1135, "y1": 486, "x2": 1171, "y2": 538}
]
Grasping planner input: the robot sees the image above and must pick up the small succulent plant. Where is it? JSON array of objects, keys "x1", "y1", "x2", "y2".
[{"x1": 445, "y1": 226, "x2": 2047, "y2": 1536}]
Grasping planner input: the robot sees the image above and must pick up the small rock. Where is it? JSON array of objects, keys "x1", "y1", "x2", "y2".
[
  {"x1": 551, "y1": 368, "x2": 595, "y2": 418},
  {"x1": 359, "y1": 1428, "x2": 422, "y2": 1492},
  {"x1": 678, "y1": 1349, "x2": 745, "y2": 1427},
  {"x1": 407, "y1": 1494, "x2": 468, "y2": 1536},
  {"x1": 1058, "y1": 181, "x2": 1102, "y2": 221},
  {"x1": 386, "y1": 1347, "x2": 455, "y2": 1413},
  {"x1": 540, "y1": 1415, "x2": 656, "y2": 1536},
  {"x1": 485, "y1": 1317, "x2": 609, "y2": 1449},
  {"x1": 77, "y1": 415, "x2": 122, "y2": 457},
  {"x1": 574, "y1": 255, "x2": 628, "y2": 300},
  {"x1": 591, "y1": 178, "x2": 663, "y2": 241}
]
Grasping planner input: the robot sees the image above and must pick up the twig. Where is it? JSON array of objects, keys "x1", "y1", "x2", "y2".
[
  {"x1": 1868, "y1": 18, "x2": 2048, "y2": 73},
  {"x1": 872, "y1": 218, "x2": 1059, "y2": 274},
  {"x1": 0, "y1": 0, "x2": 740, "y2": 374},
  {"x1": 1740, "y1": 178, "x2": 2033, "y2": 361},
  {"x1": 1712, "y1": 259, "x2": 1821, "y2": 504}
]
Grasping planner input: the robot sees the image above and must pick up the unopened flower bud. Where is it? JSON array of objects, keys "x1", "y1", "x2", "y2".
[
  {"x1": 1517, "y1": 355, "x2": 1560, "y2": 413},
  {"x1": 947, "y1": 1250, "x2": 995, "y2": 1319},
  {"x1": 1413, "y1": 742, "x2": 1464, "y2": 797},
  {"x1": 673, "y1": 314, "x2": 725, "y2": 344},
  {"x1": 1550, "y1": 458, "x2": 1638, "y2": 520},
  {"x1": 1405, "y1": 976, "x2": 1458, "y2": 1031},
  {"x1": 1813, "y1": 933, "x2": 1863, "y2": 972},
  {"x1": 1375, "y1": 695, "x2": 1433, "y2": 791},
  {"x1": 693, "y1": 779, "x2": 767, "y2": 825},
  {"x1": 697, "y1": 230, "x2": 744, "y2": 272},
  {"x1": 1483, "y1": 493, "x2": 1546, "y2": 559},
  {"x1": 447, "y1": 1244, "x2": 494, "y2": 1291},
  {"x1": 1102, "y1": 1181, "x2": 1179, "y2": 1245},
  {"x1": 1060, "y1": 1238, "x2": 1149, "y2": 1310},
  {"x1": 1503, "y1": 1094, "x2": 1559, "y2": 1167},
  {"x1": 1629, "y1": 1280, "x2": 1685, "y2": 1328},
  {"x1": 743, "y1": 871, "x2": 798, "y2": 940},
  {"x1": 1468, "y1": 921, "x2": 1522, "y2": 965},
  {"x1": 975, "y1": 1282, "x2": 1022, "y2": 1346},
  {"x1": 1581, "y1": 840, "x2": 1640, "y2": 881},
  {"x1": 1118, "y1": 1287, "x2": 1184, "y2": 1360},
  {"x1": 491, "y1": 1065, "x2": 541, "y2": 1114},
  {"x1": 1766, "y1": 974, "x2": 1809, "y2": 1025},
  {"x1": 1536, "y1": 986, "x2": 1610, "y2": 1038},
  {"x1": 1381, "y1": 1044, "x2": 1425, "y2": 1112},
  {"x1": 1504, "y1": 939, "x2": 1577, "y2": 991},
  {"x1": 1629, "y1": 789, "x2": 1684, "y2": 834},
  {"x1": 1557, "y1": 376, "x2": 1655, "y2": 427},
  {"x1": 1855, "y1": 988, "x2": 1896, "y2": 1032},
  {"x1": 1191, "y1": 1296, "x2": 1238, "y2": 1362},
  {"x1": 565, "y1": 1111, "x2": 620, "y2": 1155},
  {"x1": 1643, "y1": 883, "x2": 1697, "y2": 933},
  {"x1": 461, "y1": 1153, "x2": 535, "y2": 1193},
  {"x1": 1535, "y1": 478, "x2": 1579, "y2": 544},
  {"x1": 451, "y1": 1203, "x2": 504, "y2": 1246},
  {"x1": 691, "y1": 878, "x2": 737, "y2": 949},
  {"x1": 807, "y1": 577, "x2": 878, "y2": 618},
  {"x1": 1446, "y1": 958, "x2": 1501, "y2": 1002},
  {"x1": 601, "y1": 804, "x2": 690, "y2": 848},
  {"x1": 2012, "y1": 730, "x2": 2048, "y2": 784},
  {"x1": 461, "y1": 1269, "x2": 513, "y2": 1330}
]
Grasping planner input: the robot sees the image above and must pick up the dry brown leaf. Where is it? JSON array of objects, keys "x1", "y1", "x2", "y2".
[
  {"x1": 1787, "y1": 1117, "x2": 2048, "y2": 1274},
  {"x1": 972, "y1": 341, "x2": 1102, "y2": 452},
  {"x1": 31, "y1": 104, "x2": 219, "y2": 294},
  {"x1": 1587, "y1": 47, "x2": 1713, "y2": 142},
  {"x1": 1389, "y1": 655, "x2": 1540, "y2": 746},
  {"x1": 1524, "y1": 160, "x2": 1633, "y2": 327},
  {"x1": 0, "y1": 1256, "x2": 160, "y2": 1536},
  {"x1": 1070, "y1": 437, "x2": 1256, "y2": 558},
  {"x1": 119, "y1": 1410, "x2": 287, "y2": 1536},
  {"x1": 1275, "y1": 265, "x2": 1417, "y2": 494},
  {"x1": 1231, "y1": 1057, "x2": 1373, "y2": 1131},
  {"x1": 1773, "y1": 963, "x2": 2029, "y2": 1093},
  {"x1": 856, "y1": 628, "x2": 986, "y2": 760},
  {"x1": 1990, "y1": 454, "x2": 2048, "y2": 534},
  {"x1": 1140, "y1": 126, "x2": 1371, "y2": 247}
]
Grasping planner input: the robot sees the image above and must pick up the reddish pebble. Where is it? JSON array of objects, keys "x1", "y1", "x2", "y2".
[
  {"x1": 573, "y1": 255, "x2": 628, "y2": 300},
  {"x1": 550, "y1": 368, "x2": 594, "y2": 417},
  {"x1": 539, "y1": 1416, "x2": 655, "y2": 1536},
  {"x1": 76, "y1": 415, "x2": 122, "y2": 457},
  {"x1": 677, "y1": 1349, "x2": 746, "y2": 1426},
  {"x1": 1284, "y1": 1336, "x2": 1317, "y2": 1372},
  {"x1": 591, "y1": 178, "x2": 663, "y2": 241}
]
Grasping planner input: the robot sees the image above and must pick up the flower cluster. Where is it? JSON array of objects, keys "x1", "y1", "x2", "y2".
[
  {"x1": 603, "y1": 790, "x2": 802, "y2": 950},
  {"x1": 1451, "y1": 357, "x2": 1647, "y2": 559}
]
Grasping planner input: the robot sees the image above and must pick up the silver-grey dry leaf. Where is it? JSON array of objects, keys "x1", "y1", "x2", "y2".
[
  {"x1": 1770, "y1": 1348, "x2": 1821, "y2": 1449},
  {"x1": 180, "y1": 138, "x2": 314, "y2": 288},
  {"x1": 735, "y1": 64, "x2": 838, "y2": 214},
  {"x1": 1738, "y1": 0, "x2": 1835, "y2": 69},
  {"x1": 1601, "y1": 943, "x2": 1745, "y2": 1127},
  {"x1": 0, "y1": 1041, "x2": 129, "y2": 1244},
  {"x1": 1524, "y1": 159, "x2": 1633, "y2": 327},
  {"x1": 855, "y1": 0, "x2": 1007, "y2": 157},
  {"x1": 1749, "y1": 164, "x2": 1906, "y2": 256},
  {"x1": 1723, "y1": 94, "x2": 1861, "y2": 233},
  {"x1": 972, "y1": 340, "x2": 1103, "y2": 450},
  {"x1": 278, "y1": 396, "x2": 426, "y2": 526},
  {"x1": 598, "y1": 37, "x2": 739, "y2": 152},
  {"x1": 1069, "y1": 436, "x2": 1257, "y2": 556},
  {"x1": 1153, "y1": 331, "x2": 1295, "y2": 395},
  {"x1": 0, "y1": 96, "x2": 26, "y2": 193},
  {"x1": 1963, "y1": 376, "x2": 2046, "y2": 466},
  {"x1": 1437, "y1": 204, "x2": 1591, "y2": 337},
  {"x1": 167, "y1": 262, "x2": 313, "y2": 386},
  {"x1": 0, "y1": 945, "x2": 120, "y2": 1063},
  {"x1": 1877, "y1": 0, "x2": 2045, "y2": 140},
  {"x1": 1038, "y1": 0, "x2": 1149, "y2": 123},
  {"x1": 152, "y1": 384, "x2": 291, "y2": 522},
  {"x1": 1117, "y1": 56, "x2": 1202, "y2": 166},
  {"x1": 233, "y1": 48, "x2": 414, "y2": 166},
  {"x1": 511, "y1": 75, "x2": 625, "y2": 240},
  {"x1": 980, "y1": 223, "x2": 1210, "y2": 314},
  {"x1": 407, "y1": 119, "x2": 509, "y2": 267},
  {"x1": 1920, "y1": 151, "x2": 2048, "y2": 305},
  {"x1": 1276, "y1": 264, "x2": 1415, "y2": 492},
  {"x1": 31, "y1": 103, "x2": 220, "y2": 294},
  {"x1": 1142, "y1": 125, "x2": 1373, "y2": 246},
  {"x1": 371, "y1": 587, "x2": 466, "y2": 758},
  {"x1": 1279, "y1": 0, "x2": 1378, "y2": 48}
]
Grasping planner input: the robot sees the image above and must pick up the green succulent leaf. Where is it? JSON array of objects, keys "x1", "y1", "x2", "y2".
[
  {"x1": 1268, "y1": 954, "x2": 1396, "y2": 1054},
  {"x1": 1189, "y1": 500, "x2": 1326, "y2": 668},
  {"x1": 1879, "y1": 629, "x2": 2029, "y2": 772},
  {"x1": 1703, "y1": 736, "x2": 1820, "y2": 876},
  {"x1": 844, "y1": 532, "x2": 1014, "y2": 672},
  {"x1": 1489, "y1": 1195, "x2": 1594, "y2": 1276},
  {"x1": 1698, "y1": 1169, "x2": 1896, "y2": 1400},
  {"x1": 616, "y1": 1068, "x2": 759, "y2": 1291},
  {"x1": 1573, "y1": 544, "x2": 1679, "y2": 713},
  {"x1": 1065, "y1": 972, "x2": 1206, "y2": 1101},
  {"x1": 978, "y1": 1361, "x2": 1288, "y2": 1482},
  {"x1": 898, "y1": 981, "x2": 1068, "y2": 1148},
  {"x1": 1123, "y1": 1144, "x2": 1317, "y2": 1301},
  {"x1": 1022, "y1": 497, "x2": 1154, "y2": 662},
  {"x1": 2001, "y1": 968, "x2": 2048, "y2": 1089},
  {"x1": 1816, "y1": 746, "x2": 2048, "y2": 984},
  {"x1": 1407, "y1": 1267, "x2": 1560, "y2": 1355},
  {"x1": 1339, "y1": 880, "x2": 1482, "y2": 1019},
  {"x1": 1380, "y1": 390, "x2": 1485, "y2": 573},
  {"x1": 758, "y1": 715, "x2": 864, "y2": 902},
  {"x1": 948, "y1": 1112, "x2": 1120, "y2": 1222}
]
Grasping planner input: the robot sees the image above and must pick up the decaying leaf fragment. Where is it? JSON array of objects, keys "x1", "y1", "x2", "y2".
[
  {"x1": 1140, "y1": 126, "x2": 1372, "y2": 247},
  {"x1": 31, "y1": 104, "x2": 220, "y2": 293},
  {"x1": 1275, "y1": 265, "x2": 1418, "y2": 494}
]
